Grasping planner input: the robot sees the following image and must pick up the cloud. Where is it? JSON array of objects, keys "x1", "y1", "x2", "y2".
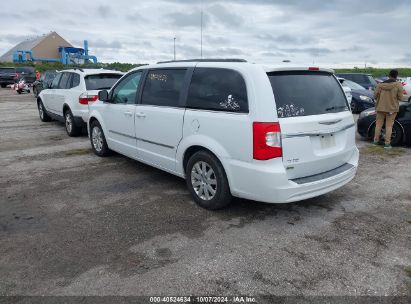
[
  {"x1": 166, "y1": 11, "x2": 210, "y2": 28},
  {"x1": 0, "y1": 0, "x2": 410, "y2": 66},
  {"x1": 256, "y1": 33, "x2": 315, "y2": 45},
  {"x1": 207, "y1": 4, "x2": 244, "y2": 27},
  {"x1": 91, "y1": 40, "x2": 122, "y2": 49},
  {"x1": 97, "y1": 5, "x2": 111, "y2": 18}
]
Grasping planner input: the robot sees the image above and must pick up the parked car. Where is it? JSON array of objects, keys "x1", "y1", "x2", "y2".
[
  {"x1": 88, "y1": 60, "x2": 359, "y2": 210},
  {"x1": 339, "y1": 80, "x2": 352, "y2": 104},
  {"x1": 339, "y1": 78, "x2": 375, "y2": 113},
  {"x1": 0, "y1": 66, "x2": 35, "y2": 88},
  {"x1": 357, "y1": 102, "x2": 411, "y2": 146},
  {"x1": 0, "y1": 67, "x2": 17, "y2": 88},
  {"x1": 37, "y1": 69, "x2": 123, "y2": 136},
  {"x1": 15, "y1": 67, "x2": 36, "y2": 84},
  {"x1": 32, "y1": 70, "x2": 58, "y2": 97},
  {"x1": 336, "y1": 73, "x2": 377, "y2": 90},
  {"x1": 375, "y1": 76, "x2": 389, "y2": 84},
  {"x1": 398, "y1": 77, "x2": 411, "y2": 102}
]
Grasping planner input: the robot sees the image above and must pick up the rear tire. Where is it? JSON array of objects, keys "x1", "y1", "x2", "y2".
[
  {"x1": 64, "y1": 109, "x2": 81, "y2": 137},
  {"x1": 185, "y1": 151, "x2": 232, "y2": 210},
  {"x1": 37, "y1": 100, "x2": 51, "y2": 122},
  {"x1": 90, "y1": 120, "x2": 111, "y2": 157}
]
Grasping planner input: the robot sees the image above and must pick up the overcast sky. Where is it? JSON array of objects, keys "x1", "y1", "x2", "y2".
[{"x1": 1, "y1": 0, "x2": 410, "y2": 67}]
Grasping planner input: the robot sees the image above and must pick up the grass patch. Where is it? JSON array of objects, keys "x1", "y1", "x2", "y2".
[
  {"x1": 360, "y1": 145, "x2": 406, "y2": 157},
  {"x1": 404, "y1": 266, "x2": 411, "y2": 278},
  {"x1": 64, "y1": 148, "x2": 91, "y2": 156}
]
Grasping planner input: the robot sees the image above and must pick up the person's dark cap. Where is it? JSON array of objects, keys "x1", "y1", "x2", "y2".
[{"x1": 389, "y1": 69, "x2": 399, "y2": 79}]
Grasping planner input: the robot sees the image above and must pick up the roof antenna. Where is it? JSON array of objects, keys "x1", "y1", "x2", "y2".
[{"x1": 200, "y1": 0, "x2": 203, "y2": 59}]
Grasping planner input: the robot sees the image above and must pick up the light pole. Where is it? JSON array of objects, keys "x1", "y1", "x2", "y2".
[{"x1": 173, "y1": 37, "x2": 176, "y2": 61}]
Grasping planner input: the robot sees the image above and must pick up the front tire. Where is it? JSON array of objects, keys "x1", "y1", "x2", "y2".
[
  {"x1": 185, "y1": 151, "x2": 232, "y2": 210},
  {"x1": 64, "y1": 109, "x2": 81, "y2": 137},
  {"x1": 90, "y1": 120, "x2": 111, "y2": 157},
  {"x1": 37, "y1": 100, "x2": 51, "y2": 122}
]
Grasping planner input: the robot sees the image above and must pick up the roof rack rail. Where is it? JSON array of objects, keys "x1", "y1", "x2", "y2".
[{"x1": 157, "y1": 59, "x2": 247, "y2": 64}]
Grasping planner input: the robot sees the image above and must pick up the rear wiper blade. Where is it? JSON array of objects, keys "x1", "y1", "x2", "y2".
[{"x1": 325, "y1": 106, "x2": 348, "y2": 112}]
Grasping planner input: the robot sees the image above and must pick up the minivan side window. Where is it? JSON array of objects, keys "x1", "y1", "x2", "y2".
[
  {"x1": 141, "y1": 69, "x2": 187, "y2": 107},
  {"x1": 186, "y1": 68, "x2": 248, "y2": 113},
  {"x1": 51, "y1": 73, "x2": 62, "y2": 89},
  {"x1": 58, "y1": 73, "x2": 72, "y2": 89},
  {"x1": 111, "y1": 71, "x2": 143, "y2": 104}
]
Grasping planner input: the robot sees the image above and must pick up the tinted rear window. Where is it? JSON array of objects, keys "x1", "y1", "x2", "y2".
[
  {"x1": 186, "y1": 68, "x2": 248, "y2": 113},
  {"x1": 85, "y1": 74, "x2": 122, "y2": 90},
  {"x1": 268, "y1": 71, "x2": 348, "y2": 118}
]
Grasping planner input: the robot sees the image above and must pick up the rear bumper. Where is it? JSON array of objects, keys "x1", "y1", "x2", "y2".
[
  {"x1": 0, "y1": 79, "x2": 15, "y2": 85},
  {"x1": 72, "y1": 108, "x2": 89, "y2": 123},
  {"x1": 73, "y1": 115, "x2": 87, "y2": 129},
  {"x1": 227, "y1": 147, "x2": 359, "y2": 204}
]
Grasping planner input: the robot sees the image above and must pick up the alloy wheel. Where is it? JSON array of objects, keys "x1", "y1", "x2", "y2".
[
  {"x1": 92, "y1": 126, "x2": 103, "y2": 152},
  {"x1": 38, "y1": 103, "x2": 44, "y2": 119},
  {"x1": 191, "y1": 161, "x2": 217, "y2": 201},
  {"x1": 65, "y1": 113, "x2": 72, "y2": 133}
]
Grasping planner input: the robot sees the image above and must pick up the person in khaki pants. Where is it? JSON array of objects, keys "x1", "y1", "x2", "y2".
[{"x1": 373, "y1": 69, "x2": 404, "y2": 149}]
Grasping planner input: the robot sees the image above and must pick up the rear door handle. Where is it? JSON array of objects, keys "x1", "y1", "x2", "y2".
[
  {"x1": 135, "y1": 112, "x2": 146, "y2": 118},
  {"x1": 124, "y1": 111, "x2": 133, "y2": 117}
]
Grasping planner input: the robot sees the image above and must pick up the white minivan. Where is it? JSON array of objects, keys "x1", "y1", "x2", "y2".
[{"x1": 88, "y1": 60, "x2": 358, "y2": 210}]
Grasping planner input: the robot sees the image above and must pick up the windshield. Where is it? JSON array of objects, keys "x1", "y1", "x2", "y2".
[
  {"x1": 16, "y1": 67, "x2": 34, "y2": 74},
  {"x1": 85, "y1": 74, "x2": 122, "y2": 90},
  {"x1": 0, "y1": 68, "x2": 15, "y2": 74},
  {"x1": 268, "y1": 71, "x2": 349, "y2": 118},
  {"x1": 342, "y1": 79, "x2": 365, "y2": 90}
]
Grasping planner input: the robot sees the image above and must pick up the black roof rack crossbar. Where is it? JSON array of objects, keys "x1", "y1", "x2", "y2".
[{"x1": 157, "y1": 59, "x2": 247, "y2": 64}]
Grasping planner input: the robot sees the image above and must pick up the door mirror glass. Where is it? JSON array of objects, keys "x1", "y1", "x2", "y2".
[{"x1": 98, "y1": 90, "x2": 110, "y2": 102}]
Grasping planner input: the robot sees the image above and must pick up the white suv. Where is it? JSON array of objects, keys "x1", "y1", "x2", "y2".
[
  {"x1": 88, "y1": 60, "x2": 359, "y2": 210},
  {"x1": 37, "y1": 68, "x2": 123, "y2": 136}
]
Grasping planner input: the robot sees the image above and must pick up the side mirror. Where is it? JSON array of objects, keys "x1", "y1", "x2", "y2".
[{"x1": 98, "y1": 90, "x2": 110, "y2": 102}]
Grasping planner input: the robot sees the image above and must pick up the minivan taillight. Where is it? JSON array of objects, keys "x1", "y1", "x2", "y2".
[
  {"x1": 253, "y1": 122, "x2": 282, "y2": 160},
  {"x1": 79, "y1": 93, "x2": 98, "y2": 105}
]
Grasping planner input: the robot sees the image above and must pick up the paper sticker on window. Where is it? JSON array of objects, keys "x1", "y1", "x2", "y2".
[
  {"x1": 149, "y1": 73, "x2": 168, "y2": 82},
  {"x1": 277, "y1": 103, "x2": 305, "y2": 118},
  {"x1": 220, "y1": 94, "x2": 240, "y2": 110}
]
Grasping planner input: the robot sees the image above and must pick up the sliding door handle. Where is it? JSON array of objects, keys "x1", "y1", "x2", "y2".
[{"x1": 135, "y1": 112, "x2": 146, "y2": 118}]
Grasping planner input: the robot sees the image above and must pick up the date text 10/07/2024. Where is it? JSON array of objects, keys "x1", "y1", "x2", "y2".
[{"x1": 149, "y1": 296, "x2": 257, "y2": 303}]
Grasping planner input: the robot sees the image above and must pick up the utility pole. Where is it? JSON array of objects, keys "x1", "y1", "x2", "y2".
[{"x1": 173, "y1": 37, "x2": 176, "y2": 61}]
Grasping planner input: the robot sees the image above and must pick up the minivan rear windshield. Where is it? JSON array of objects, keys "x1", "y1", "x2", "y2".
[
  {"x1": 267, "y1": 71, "x2": 349, "y2": 118},
  {"x1": 85, "y1": 74, "x2": 122, "y2": 90}
]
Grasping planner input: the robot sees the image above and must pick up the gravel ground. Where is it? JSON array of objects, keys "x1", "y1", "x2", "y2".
[{"x1": 0, "y1": 88, "x2": 410, "y2": 297}]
